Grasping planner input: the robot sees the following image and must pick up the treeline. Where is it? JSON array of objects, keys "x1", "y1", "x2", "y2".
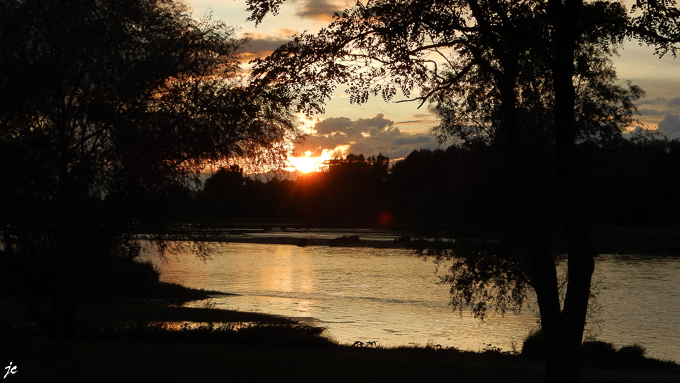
[
  {"x1": 197, "y1": 154, "x2": 390, "y2": 225},
  {"x1": 152, "y1": 135, "x2": 680, "y2": 233}
]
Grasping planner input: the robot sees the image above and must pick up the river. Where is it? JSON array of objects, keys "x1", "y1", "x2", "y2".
[{"x1": 140, "y1": 233, "x2": 680, "y2": 361}]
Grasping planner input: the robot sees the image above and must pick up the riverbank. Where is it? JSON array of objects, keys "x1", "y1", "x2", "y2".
[
  {"x1": 139, "y1": 223, "x2": 680, "y2": 255},
  {"x1": 3, "y1": 287, "x2": 679, "y2": 382},
  {"x1": 3, "y1": 324, "x2": 679, "y2": 382}
]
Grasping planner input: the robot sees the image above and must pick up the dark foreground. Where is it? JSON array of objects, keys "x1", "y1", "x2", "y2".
[
  {"x1": 3, "y1": 333, "x2": 680, "y2": 383},
  {"x1": 2, "y1": 300, "x2": 679, "y2": 383}
]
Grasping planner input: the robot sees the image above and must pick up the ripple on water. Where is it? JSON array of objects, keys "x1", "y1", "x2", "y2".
[{"x1": 141, "y1": 244, "x2": 680, "y2": 360}]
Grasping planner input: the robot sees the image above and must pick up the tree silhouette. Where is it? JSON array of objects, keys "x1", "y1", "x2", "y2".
[
  {"x1": 275, "y1": 153, "x2": 390, "y2": 224},
  {"x1": 0, "y1": 0, "x2": 299, "y2": 339},
  {"x1": 247, "y1": 0, "x2": 680, "y2": 381},
  {"x1": 200, "y1": 165, "x2": 247, "y2": 219}
]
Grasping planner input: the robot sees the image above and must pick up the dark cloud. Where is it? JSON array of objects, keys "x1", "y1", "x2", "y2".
[
  {"x1": 635, "y1": 98, "x2": 680, "y2": 129},
  {"x1": 296, "y1": 0, "x2": 341, "y2": 21},
  {"x1": 240, "y1": 31, "x2": 296, "y2": 61},
  {"x1": 313, "y1": 114, "x2": 395, "y2": 139},
  {"x1": 396, "y1": 113, "x2": 439, "y2": 126},
  {"x1": 638, "y1": 108, "x2": 666, "y2": 116},
  {"x1": 392, "y1": 135, "x2": 434, "y2": 146},
  {"x1": 313, "y1": 116, "x2": 356, "y2": 135},
  {"x1": 657, "y1": 114, "x2": 680, "y2": 139},
  {"x1": 637, "y1": 97, "x2": 668, "y2": 106},
  {"x1": 295, "y1": 133, "x2": 350, "y2": 156},
  {"x1": 636, "y1": 96, "x2": 680, "y2": 111},
  {"x1": 296, "y1": 114, "x2": 440, "y2": 159}
]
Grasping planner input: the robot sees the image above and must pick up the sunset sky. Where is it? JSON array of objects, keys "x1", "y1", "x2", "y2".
[{"x1": 189, "y1": 0, "x2": 680, "y2": 169}]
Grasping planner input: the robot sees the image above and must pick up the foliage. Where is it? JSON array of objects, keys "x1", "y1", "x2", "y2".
[
  {"x1": 195, "y1": 153, "x2": 391, "y2": 224},
  {"x1": 426, "y1": 238, "x2": 531, "y2": 320},
  {"x1": 246, "y1": 0, "x2": 680, "y2": 381},
  {"x1": 522, "y1": 330, "x2": 652, "y2": 366},
  {"x1": 199, "y1": 165, "x2": 247, "y2": 218},
  {"x1": 186, "y1": 138, "x2": 680, "y2": 234},
  {"x1": 0, "y1": 0, "x2": 298, "y2": 338},
  {"x1": 430, "y1": 48, "x2": 643, "y2": 147},
  {"x1": 521, "y1": 328, "x2": 546, "y2": 358}
]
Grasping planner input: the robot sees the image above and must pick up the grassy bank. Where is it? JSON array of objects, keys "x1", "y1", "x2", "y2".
[
  {"x1": 3, "y1": 329, "x2": 680, "y2": 383},
  {"x1": 2, "y1": 297, "x2": 679, "y2": 383},
  {"x1": 2, "y1": 335, "x2": 541, "y2": 383}
]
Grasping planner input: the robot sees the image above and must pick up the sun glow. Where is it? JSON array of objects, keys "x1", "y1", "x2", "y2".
[
  {"x1": 289, "y1": 149, "x2": 333, "y2": 173},
  {"x1": 287, "y1": 115, "x2": 352, "y2": 173}
]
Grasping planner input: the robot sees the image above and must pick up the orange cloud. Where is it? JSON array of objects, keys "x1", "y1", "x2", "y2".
[{"x1": 295, "y1": 114, "x2": 439, "y2": 159}]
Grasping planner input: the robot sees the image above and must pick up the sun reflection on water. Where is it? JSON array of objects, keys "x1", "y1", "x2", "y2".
[{"x1": 141, "y1": 243, "x2": 680, "y2": 360}]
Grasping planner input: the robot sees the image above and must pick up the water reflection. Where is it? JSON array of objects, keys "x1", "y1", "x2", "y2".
[
  {"x1": 141, "y1": 244, "x2": 679, "y2": 360},
  {"x1": 593, "y1": 254, "x2": 680, "y2": 361}
]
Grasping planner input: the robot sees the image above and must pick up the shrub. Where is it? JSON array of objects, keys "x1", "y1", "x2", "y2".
[
  {"x1": 581, "y1": 340, "x2": 617, "y2": 364},
  {"x1": 520, "y1": 328, "x2": 544, "y2": 358},
  {"x1": 616, "y1": 343, "x2": 646, "y2": 360},
  {"x1": 106, "y1": 258, "x2": 161, "y2": 296}
]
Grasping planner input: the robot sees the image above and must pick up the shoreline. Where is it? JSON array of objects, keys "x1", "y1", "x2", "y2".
[
  {"x1": 3, "y1": 278, "x2": 679, "y2": 382},
  {"x1": 137, "y1": 224, "x2": 680, "y2": 255},
  {"x1": 207, "y1": 235, "x2": 412, "y2": 249},
  {"x1": 4, "y1": 322, "x2": 679, "y2": 383}
]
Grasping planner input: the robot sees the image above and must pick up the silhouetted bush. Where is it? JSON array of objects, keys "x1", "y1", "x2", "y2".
[
  {"x1": 328, "y1": 235, "x2": 361, "y2": 247},
  {"x1": 521, "y1": 329, "x2": 652, "y2": 367},
  {"x1": 99, "y1": 258, "x2": 161, "y2": 297},
  {"x1": 520, "y1": 328, "x2": 544, "y2": 358},
  {"x1": 616, "y1": 344, "x2": 646, "y2": 360},
  {"x1": 296, "y1": 238, "x2": 308, "y2": 247},
  {"x1": 581, "y1": 340, "x2": 618, "y2": 364},
  {"x1": 395, "y1": 235, "x2": 411, "y2": 243}
]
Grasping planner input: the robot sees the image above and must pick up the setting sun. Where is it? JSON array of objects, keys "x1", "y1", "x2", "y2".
[{"x1": 289, "y1": 150, "x2": 332, "y2": 173}]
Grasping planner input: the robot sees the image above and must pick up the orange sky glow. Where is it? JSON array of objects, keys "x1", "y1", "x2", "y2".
[
  {"x1": 288, "y1": 150, "x2": 332, "y2": 173},
  {"x1": 188, "y1": 0, "x2": 680, "y2": 173}
]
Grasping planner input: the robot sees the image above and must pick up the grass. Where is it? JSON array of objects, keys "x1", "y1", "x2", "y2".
[
  {"x1": 81, "y1": 302, "x2": 297, "y2": 325},
  {"x1": 3, "y1": 303, "x2": 680, "y2": 383},
  {"x1": 2, "y1": 277, "x2": 679, "y2": 383},
  {"x1": 4, "y1": 329, "x2": 680, "y2": 383},
  {"x1": 2, "y1": 333, "x2": 544, "y2": 383},
  {"x1": 521, "y1": 328, "x2": 678, "y2": 375}
]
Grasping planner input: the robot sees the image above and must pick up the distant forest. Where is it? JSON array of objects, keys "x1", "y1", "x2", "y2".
[{"x1": 148, "y1": 133, "x2": 680, "y2": 235}]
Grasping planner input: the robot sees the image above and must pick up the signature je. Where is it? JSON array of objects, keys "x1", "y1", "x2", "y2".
[{"x1": 3, "y1": 362, "x2": 17, "y2": 379}]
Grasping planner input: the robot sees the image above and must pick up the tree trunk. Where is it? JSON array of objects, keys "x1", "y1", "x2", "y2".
[
  {"x1": 496, "y1": 64, "x2": 563, "y2": 361},
  {"x1": 544, "y1": 0, "x2": 596, "y2": 382}
]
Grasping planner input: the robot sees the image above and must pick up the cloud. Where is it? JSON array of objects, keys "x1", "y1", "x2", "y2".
[
  {"x1": 313, "y1": 117, "x2": 357, "y2": 135},
  {"x1": 638, "y1": 108, "x2": 667, "y2": 116},
  {"x1": 392, "y1": 135, "x2": 434, "y2": 146},
  {"x1": 391, "y1": 113, "x2": 440, "y2": 129},
  {"x1": 657, "y1": 114, "x2": 680, "y2": 139},
  {"x1": 295, "y1": 114, "x2": 440, "y2": 159},
  {"x1": 636, "y1": 96, "x2": 680, "y2": 112},
  {"x1": 313, "y1": 114, "x2": 395, "y2": 138},
  {"x1": 637, "y1": 97, "x2": 668, "y2": 106},
  {"x1": 295, "y1": 0, "x2": 342, "y2": 21},
  {"x1": 635, "y1": 96, "x2": 680, "y2": 127},
  {"x1": 240, "y1": 30, "x2": 296, "y2": 61}
]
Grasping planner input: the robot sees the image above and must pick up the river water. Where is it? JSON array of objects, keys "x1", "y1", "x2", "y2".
[{"x1": 140, "y1": 237, "x2": 680, "y2": 361}]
